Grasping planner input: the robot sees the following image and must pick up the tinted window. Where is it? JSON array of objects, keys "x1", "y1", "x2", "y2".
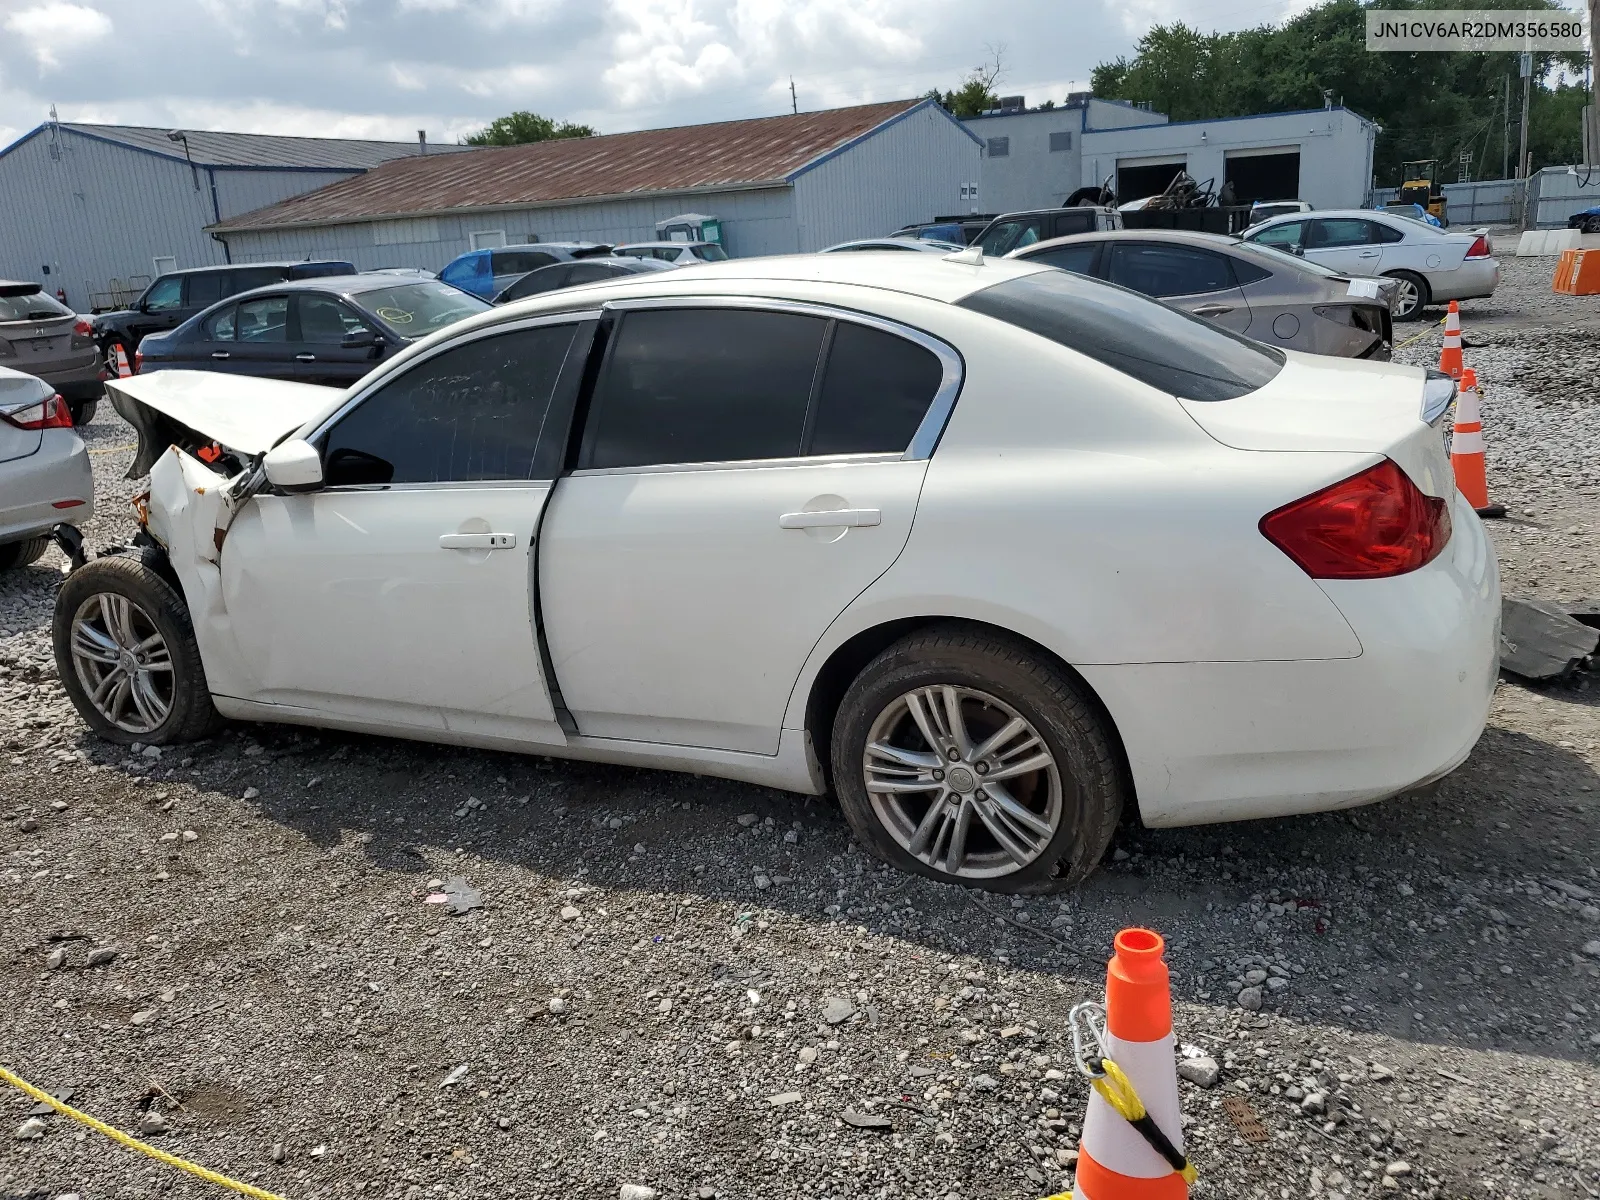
[
  {"x1": 236, "y1": 296, "x2": 288, "y2": 342},
  {"x1": 493, "y1": 250, "x2": 558, "y2": 275},
  {"x1": 693, "y1": 244, "x2": 729, "y2": 261},
  {"x1": 323, "y1": 324, "x2": 579, "y2": 486},
  {"x1": 143, "y1": 276, "x2": 183, "y2": 312},
  {"x1": 201, "y1": 304, "x2": 236, "y2": 341},
  {"x1": 290, "y1": 262, "x2": 355, "y2": 278},
  {"x1": 1308, "y1": 219, "x2": 1372, "y2": 249},
  {"x1": 185, "y1": 273, "x2": 225, "y2": 309},
  {"x1": 228, "y1": 268, "x2": 288, "y2": 295},
  {"x1": 586, "y1": 308, "x2": 825, "y2": 469},
  {"x1": 1052, "y1": 212, "x2": 1095, "y2": 238},
  {"x1": 1108, "y1": 243, "x2": 1235, "y2": 297},
  {"x1": 567, "y1": 261, "x2": 624, "y2": 284},
  {"x1": 1372, "y1": 222, "x2": 1405, "y2": 244},
  {"x1": 1250, "y1": 221, "x2": 1306, "y2": 248},
  {"x1": 1025, "y1": 243, "x2": 1100, "y2": 276},
  {"x1": 808, "y1": 323, "x2": 943, "y2": 456},
  {"x1": 0, "y1": 289, "x2": 70, "y2": 321},
  {"x1": 957, "y1": 269, "x2": 1283, "y2": 402},
  {"x1": 499, "y1": 265, "x2": 573, "y2": 302},
  {"x1": 1228, "y1": 255, "x2": 1273, "y2": 286},
  {"x1": 297, "y1": 294, "x2": 367, "y2": 344},
  {"x1": 977, "y1": 219, "x2": 1043, "y2": 257}
]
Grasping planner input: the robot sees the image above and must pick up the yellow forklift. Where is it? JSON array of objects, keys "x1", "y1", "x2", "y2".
[{"x1": 1395, "y1": 159, "x2": 1449, "y2": 226}]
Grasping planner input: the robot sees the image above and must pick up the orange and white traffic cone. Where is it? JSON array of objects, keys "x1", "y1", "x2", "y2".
[
  {"x1": 112, "y1": 345, "x2": 132, "y2": 378},
  {"x1": 1071, "y1": 929, "x2": 1193, "y2": 1200},
  {"x1": 1438, "y1": 300, "x2": 1463, "y2": 379},
  {"x1": 1451, "y1": 369, "x2": 1505, "y2": 518}
]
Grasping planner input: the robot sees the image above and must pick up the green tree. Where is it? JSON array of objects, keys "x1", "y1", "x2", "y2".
[
  {"x1": 930, "y1": 47, "x2": 1007, "y2": 119},
  {"x1": 1090, "y1": 0, "x2": 1585, "y2": 183},
  {"x1": 464, "y1": 111, "x2": 595, "y2": 147}
]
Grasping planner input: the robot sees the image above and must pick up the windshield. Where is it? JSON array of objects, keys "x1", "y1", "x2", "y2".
[
  {"x1": 0, "y1": 289, "x2": 70, "y2": 322},
  {"x1": 957, "y1": 268, "x2": 1284, "y2": 402},
  {"x1": 977, "y1": 220, "x2": 1041, "y2": 257},
  {"x1": 354, "y1": 281, "x2": 490, "y2": 336}
]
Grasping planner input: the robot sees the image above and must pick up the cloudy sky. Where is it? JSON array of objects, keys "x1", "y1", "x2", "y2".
[{"x1": 0, "y1": 0, "x2": 1320, "y2": 150}]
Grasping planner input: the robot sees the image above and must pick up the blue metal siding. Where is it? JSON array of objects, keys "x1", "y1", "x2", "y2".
[
  {"x1": 219, "y1": 187, "x2": 801, "y2": 269},
  {"x1": 791, "y1": 103, "x2": 982, "y2": 250}
]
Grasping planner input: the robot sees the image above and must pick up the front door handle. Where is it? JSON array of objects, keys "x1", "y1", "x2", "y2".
[
  {"x1": 439, "y1": 532, "x2": 516, "y2": 550},
  {"x1": 1357, "y1": 251, "x2": 1380, "y2": 259},
  {"x1": 211, "y1": 351, "x2": 230, "y2": 359},
  {"x1": 295, "y1": 353, "x2": 316, "y2": 362},
  {"x1": 779, "y1": 508, "x2": 881, "y2": 530},
  {"x1": 1191, "y1": 304, "x2": 1233, "y2": 317}
]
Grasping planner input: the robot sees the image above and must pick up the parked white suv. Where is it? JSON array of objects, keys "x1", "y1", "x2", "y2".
[
  {"x1": 60, "y1": 253, "x2": 1497, "y2": 892},
  {"x1": 0, "y1": 366, "x2": 93, "y2": 571}
]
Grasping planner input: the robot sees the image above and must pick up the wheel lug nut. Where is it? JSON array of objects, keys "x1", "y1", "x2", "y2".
[
  {"x1": 947, "y1": 748, "x2": 960, "y2": 761},
  {"x1": 975, "y1": 762, "x2": 989, "y2": 775}
]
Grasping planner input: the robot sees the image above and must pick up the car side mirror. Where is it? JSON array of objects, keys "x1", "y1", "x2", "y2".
[
  {"x1": 341, "y1": 329, "x2": 380, "y2": 349},
  {"x1": 1290, "y1": 242, "x2": 1305, "y2": 256},
  {"x1": 262, "y1": 439, "x2": 323, "y2": 492}
]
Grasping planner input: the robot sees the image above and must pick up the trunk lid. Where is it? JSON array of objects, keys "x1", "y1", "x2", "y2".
[
  {"x1": 1177, "y1": 351, "x2": 1454, "y2": 498},
  {"x1": 0, "y1": 313, "x2": 75, "y2": 366},
  {"x1": 106, "y1": 370, "x2": 339, "y2": 478},
  {"x1": 0, "y1": 367, "x2": 49, "y2": 464}
]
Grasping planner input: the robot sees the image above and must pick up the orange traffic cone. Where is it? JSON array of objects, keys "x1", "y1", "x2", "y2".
[
  {"x1": 1438, "y1": 300, "x2": 1463, "y2": 379},
  {"x1": 112, "y1": 345, "x2": 132, "y2": 378},
  {"x1": 1450, "y1": 369, "x2": 1504, "y2": 518},
  {"x1": 1071, "y1": 929, "x2": 1192, "y2": 1200}
]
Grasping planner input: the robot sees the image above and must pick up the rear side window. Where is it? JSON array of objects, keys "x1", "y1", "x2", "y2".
[
  {"x1": 1372, "y1": 222, "x2": 1405, "y2": 244},
  {"x1": 323, "y1": 324, "x2": 579, "y2": 486},
  {"x1": 1307, "y1": 219, "x2": 1372, "y2": 249},
  {"x1": 201, "y1": 304, "x2": 237, "y2": 341},
  {"x1": 229, "y1": 267, "x2": 288, "y2": 295},
  {"x1": 1051, "y1": 212, "x2": 1094, "y2": 238},
  {"x1": 958, "y1": 269, "x2": 1283, "y2": 402},
  {"x1": 1025, "y1": 243, "x2": 1100, "y2": 276},
  {"x1": 493, "y1": 250, "x2": 558, "y2": 275},
  {"x1": 291, "y1": 262, "x2": 356, "y2": 278},
  {"x1": 1108, "y1": 243, "x2": 1235, "y2": 298},
  {"x1": 1228, "y1": 255, "x2": 1273, "y2": 286},
  {"x1": 236, "y1": 296, "x2": 288, "y2": 343},
  {"x1": 808, "y1": 323, "x2": 944, "y2": 456},
  {"x1": 585, "y1": 309, "x2": 826, "y2": 469},
  {"x1": 567, "y1": 262, "x2": 623, "y2": 284},
  {"x1": 185, "y1": 272, "x2": 225, "y2": 309}
]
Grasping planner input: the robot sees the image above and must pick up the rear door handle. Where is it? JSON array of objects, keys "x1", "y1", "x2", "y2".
[
  {"x1": 439, "y1": 532, "x2": 516, "y2": 550},
  {"x1": 1357, "y1": 251, "x2": 1380, "y2": 259},
  {"x1": 295, "y1": 353, "x2": 316, "y2": 362},
  {"x1": 1191, "y1": 304, "x2": 1233, "y2": 317},
  {"x1": 779, "y1": 508, "x2": 881, "y2": 529},
  {"x1": 210, "y1": 351, "x2": 230, "y2": 359}
]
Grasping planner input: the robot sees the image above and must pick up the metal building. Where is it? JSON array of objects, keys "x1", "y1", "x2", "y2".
[
  {"x1": 0, "y1": 121, "x2": 453, "y2": 311},
  {"x1": 208, "y1": 100, "x2": 983, "y2": 266},
  {"x1": 967, "y1": 99, "x2": 1377, "y2": 213}
]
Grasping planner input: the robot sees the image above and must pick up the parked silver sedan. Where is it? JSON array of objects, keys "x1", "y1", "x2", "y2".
[
  {"x1": 0, "y1": 280, "x2": 103, "y2": 423},
  {"x1": 0, "y1": 365, "x2": 93, "y2": 571},
  {"x1": 1009, "y1": 229, "x2": 1397, "y2": 360}
]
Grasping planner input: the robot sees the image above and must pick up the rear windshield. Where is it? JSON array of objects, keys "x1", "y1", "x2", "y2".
[
  {"x1": 958, "y1": 268, "x2": 1284, "y2": 402},
  {"x1": 0, "y1": 289, "x2": 70, "y2": 321}
]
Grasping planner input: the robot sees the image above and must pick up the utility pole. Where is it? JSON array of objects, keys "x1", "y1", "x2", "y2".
[
  {"x1": 1502, "y1": 74, "x2": 1510, "y2": 179},
  {"x1": 790, "y1": 77, "x2": 797, "y2": 115},
  {"x1": 1518, "y1": 51, "x2": 1532, "y2": 178}
]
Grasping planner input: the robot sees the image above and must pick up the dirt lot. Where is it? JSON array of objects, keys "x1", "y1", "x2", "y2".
[{"x1": 3, "y1": 249, "x2": 1600, "y2": 1200}]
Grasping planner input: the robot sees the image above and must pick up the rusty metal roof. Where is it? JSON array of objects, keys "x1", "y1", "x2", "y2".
[{"x1": 210, "y1": 100, "x2": 930, "y2": 232}]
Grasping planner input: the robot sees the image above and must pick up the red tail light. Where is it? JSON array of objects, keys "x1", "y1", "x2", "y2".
[
  {"x1": 1465, "y1": 235, "x2": 1491, "y2": 259},
  {"x1": 73, "y1": 318, "x2": 93, "y2": 337},
  {"x1": 1260, "y1": 459, "x2": 1451, "y2": 579},
  {"x1": 0, "y1": 393, "x2": 74, "y2": 431}
]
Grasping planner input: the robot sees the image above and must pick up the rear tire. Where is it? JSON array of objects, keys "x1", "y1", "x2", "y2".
[
  {"x1": 69, "y1": 397, "x2": 98, "y2": 426},
  {"x1": 1584, "y1": 216, "x2": 1600, "y2": 234},
  {"x1": 52, "y1": 554, "x2": 221, "y2": 745},
  {"x1": 1387, "y1": 270, "x2": 1430, "y2": 321},
  {"x1": 830, "y1": 625, "x2": 1124, "y2": 893},
  {"x1": 0, "y1": 537, "x2": 50, "y2": 572}
]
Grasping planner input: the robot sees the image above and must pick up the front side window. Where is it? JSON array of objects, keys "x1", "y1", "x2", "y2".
[
  {"x1": 143, "y1": 276, "x2": 183, "y2": 312},
  {"x1": 322, "y1": 323, "x2": 580, "y2": 486},
  {"x1": 297, "y1": 294, "x2": 367, "y2": 344},
  {"x1": 1248, "y1": 221, "x2": 1306, "y2": 249},
  {"x1": 201, "y1": 304, "x2": 237, "y2": 341},
  {"x1": 958, "y1": 269, "x2": 1283, "y2": 402},
  {"x1": 236, "y1": 296, "x2": 288, "y2": 342},
  {"x1": 1107, "y1": 243, "x2": 1235, "y2": 298},
  {"x1": 807, "y1": 323, "x2": 944, "y2": 456},
  {"x1": 585, "y1": 308, "x2": 826, "y2": 470}
]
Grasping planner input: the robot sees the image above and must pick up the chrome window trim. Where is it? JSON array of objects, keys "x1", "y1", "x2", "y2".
[
  {"x1": 315, "y1": 479, "x2": 554, "y2": 496},
  {"x1": 596, "y1": 294, "x2": 965, "y2": 466},
  {"x1": 568, "y1": 451, "x2": 906, "y2": 480}
]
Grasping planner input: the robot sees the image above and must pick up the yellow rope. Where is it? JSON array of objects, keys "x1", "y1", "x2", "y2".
[{"x1": 1, "y1": 1064, "x2": 288, "y2": 1200}]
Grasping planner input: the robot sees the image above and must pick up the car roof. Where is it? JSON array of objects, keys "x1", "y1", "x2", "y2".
[
  {"x1": 210, "y1": 274, "x2": 459, "y2": 301},
  {"x1": 1014, "y1": 229, "x2": 1243, "y2": 253},
  {"x1": 821, "y1": 237, "x2": 957, "y2": 252},
  {"x1": 161, "y1": 260, "x2": 350, "y2": 276},
  {"x1": 477, "y1": 242, "x2": 608, "y2": 254},
  {"x1": 1250, "y1": 208, "x2": 1444, "y2": 236},
  {"x1": 0, "y1": 279, "x2": 44, "y2": 293},
  {"x1": 615, "y1": 241, "x2": 715, "y2": 249}
]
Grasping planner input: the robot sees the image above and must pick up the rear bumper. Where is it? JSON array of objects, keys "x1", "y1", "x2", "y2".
[
  {"x1": 1427, "y1": 259, "x2": 1499, "y2": 302},
  {"x1": 0, "y1": 429, "x2": 95, "y2": 544},
  {"x1": 1084, "y1": 491, "x2": 1500, "y2": 828}
]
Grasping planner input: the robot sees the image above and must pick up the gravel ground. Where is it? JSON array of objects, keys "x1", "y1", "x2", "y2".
[{"x1": 4, "y1": 250, "x2": 1600, "y2": 1200}]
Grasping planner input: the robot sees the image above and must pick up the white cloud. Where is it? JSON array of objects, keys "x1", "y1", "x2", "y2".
[{"x1": 4, "y1": 2, "x2": 113, "y2": 71}]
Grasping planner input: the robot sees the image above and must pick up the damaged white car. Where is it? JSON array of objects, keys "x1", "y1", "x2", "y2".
[{"x1": 53, "y1": 253, "x2": 1499, "y2": 892}]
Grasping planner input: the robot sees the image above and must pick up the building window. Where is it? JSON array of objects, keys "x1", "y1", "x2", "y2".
[
  {"x1": 1049, "y1": 131, "x2": 1073, "y2": 152},
  {"x1": 469, "y1": 229, "x2": 508, "y2": 250},
  {"x1": 986, "y1": 137, "x2": 1010, "y2": 158}
]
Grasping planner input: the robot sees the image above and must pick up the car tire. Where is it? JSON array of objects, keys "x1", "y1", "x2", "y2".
[
  {"x1": 830, "y1": 625, "x2": 1124, "y2": 894},
  {"x1": 1387, "y1": 270, "x2": 1430, "y2": 321},
  {"x1": 69, "y1": 397, "x2": 98, "y2": 427},
  {"x1": 1585, "y1": 216, "x2": 1600, "y2": 234},
  {"x1": 106, "y1": 337, "x2": 134, "y2": 377},
  {"x1": 52, "y1": 553, "x2": 221, "y2": 745},
  {"x1": 0, "y1": 537, "x2": 51, "y2": 572}
]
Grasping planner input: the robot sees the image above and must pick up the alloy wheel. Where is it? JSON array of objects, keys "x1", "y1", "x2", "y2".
[
  {"x1": 69, "y1": 593, "x2": 174, "y2": 734},
  {"x1": 1393, "y1": 277, "x2": 1420, "y2": 318},
  {"x1": 862, "y1": 685, "x2": 1062, "y2": 880}
]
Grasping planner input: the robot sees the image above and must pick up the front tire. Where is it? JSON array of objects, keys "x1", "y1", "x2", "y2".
[
  {"x1": 52, "y1": 554, "x2": 220, "y2": 744},
  {"x1": 830, "y1": 626, "x2": 1124, "y2": 893},
  {"x1": 1388, "y1": 270, "x2": 1430, "y2": 321}
]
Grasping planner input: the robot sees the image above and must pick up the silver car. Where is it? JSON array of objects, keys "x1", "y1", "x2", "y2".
[
  {"x1": 0, "y1": 366, "x2": 93, "y2": 571},
  {"x1": 0, "y1": 280, "x2": 103, "y2": 423},
  {"x1": 1009, "y1": 229, "x2": 1396, "y2": 360}
]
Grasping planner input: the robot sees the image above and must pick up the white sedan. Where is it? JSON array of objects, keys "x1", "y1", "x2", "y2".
[
  {"x1": 57, "y1": 252, "x2": 1499, "y2": 892},
  {"x1": 1242, "y1": 209, "x2": 1498, "y2": 320}
]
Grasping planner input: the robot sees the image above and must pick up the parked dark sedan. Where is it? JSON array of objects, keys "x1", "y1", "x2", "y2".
[
  {"x1": 134, "y1": 276, "x2": 490, "y2": 387},
  {"x1": 491, "y1": 256, "x2": 676, "y2": 304}
]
